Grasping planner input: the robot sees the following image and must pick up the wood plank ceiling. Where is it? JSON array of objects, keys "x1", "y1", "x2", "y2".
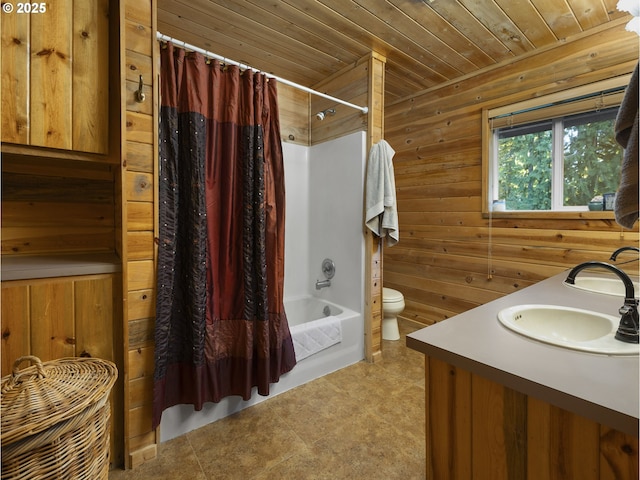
[{"x1": 157, "y1": 0, "x2": 630, "y2": 104}]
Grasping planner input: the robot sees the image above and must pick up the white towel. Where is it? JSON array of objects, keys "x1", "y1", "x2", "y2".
[
  {"x1": 365, "y1": 139, "x2": 399, "y2": 246},
  {"x1": 291, "y1": 316, "x2": 342, "y2": 361}
]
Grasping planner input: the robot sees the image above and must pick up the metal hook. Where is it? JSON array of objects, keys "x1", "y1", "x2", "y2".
[{"x1": 135, "y1": 75, "x2": 146, "y2": 103}]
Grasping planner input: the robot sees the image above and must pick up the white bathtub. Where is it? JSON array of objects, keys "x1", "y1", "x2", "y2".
[
  {"x1": 286, "y1": 295, "x2": 344, "y2": 326},
  {"x1": 284, "y1": 296, "x2": 364, "y2": 382},
  {"x1": 160, "y1": 133, "x2": 366, "y2": 442},
  {"x1": 159, "y1": 296, "x2": 363, "y2": 442}
]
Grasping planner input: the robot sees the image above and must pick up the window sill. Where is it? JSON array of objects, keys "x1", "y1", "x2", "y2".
[{"x1": 482, "y1": 210, "x2": 617, "y2": 220}]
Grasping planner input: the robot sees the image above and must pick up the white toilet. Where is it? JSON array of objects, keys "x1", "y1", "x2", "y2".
[{"x1": 382, "y1": 287, "x2": 405, "y2": 341}]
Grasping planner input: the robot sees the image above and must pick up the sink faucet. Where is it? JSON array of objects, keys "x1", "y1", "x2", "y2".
[
  {"x1": 565, "y1": 261, "x2": 639, "y2": 344},
  {"x1": 315, "y1": 279, "x2": 331, "y2": 290},
  {"x1": 610, "y1": 246, "x2": 640, "y2": 262}
]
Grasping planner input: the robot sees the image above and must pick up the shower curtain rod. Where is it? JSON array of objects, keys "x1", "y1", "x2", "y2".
[{"x1": 157, "y1": 33, "x2": 369, "y2": 115}]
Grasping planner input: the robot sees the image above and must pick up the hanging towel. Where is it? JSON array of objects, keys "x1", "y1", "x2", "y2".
[
  {"x1": 614, "y1": 62, "x2": 639, "y2": 230},
  {"x1": 291, "y1": 316, "x2": 342, "y2": 361},
  {"x1": 365, "y1": 139, "x2": 399, "y2": 246}
]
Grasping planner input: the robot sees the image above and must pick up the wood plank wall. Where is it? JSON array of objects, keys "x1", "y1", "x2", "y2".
[
  {"x1": 120, "y1": 0, "x2": 159, "y2": 468},
  {"x1": 279, "y1": 84, "x2": 310, "y2": 145},
  {"x1": 311, "y1": 55, "x2": 369, "y2": 146},
  {"x1": 384, "y1": 19, "x2": 640, "y2": 328},
  {"x1": 1, "y1": 156, "x2": 116, "y2": 255},
  {"x1": 309, "y1": 52, "x2": 386, "y2": 363}
]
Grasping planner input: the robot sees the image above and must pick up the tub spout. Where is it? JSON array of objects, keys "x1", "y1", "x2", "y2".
[
  {"x1": 315, "y1": 279, "x2": 331, "y2": 290},
  {"x1": 565, "y1": 261, "x2": 639, "y2": 344}
]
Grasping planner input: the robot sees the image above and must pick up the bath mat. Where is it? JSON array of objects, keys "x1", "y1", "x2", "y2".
[{"x1": 291, "y1": 316, "x2": 342, "y2": 361}]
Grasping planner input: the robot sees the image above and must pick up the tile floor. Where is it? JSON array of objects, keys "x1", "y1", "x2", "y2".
[{"x1": 109, "y1": 319, "x2": 426, "y2": 479}]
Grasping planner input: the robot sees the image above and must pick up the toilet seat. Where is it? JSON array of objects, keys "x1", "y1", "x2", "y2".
[
  {"x1": 382, "y1": 287, "x2": 404, "y2": 341},
  {"x1": 383, "y1": 287, "x2": 403, "y2": 303}
]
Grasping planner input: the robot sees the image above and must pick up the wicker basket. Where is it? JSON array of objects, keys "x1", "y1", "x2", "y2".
[{"x1": 1, "y1": 355, "x2": 117, "y2": 480}]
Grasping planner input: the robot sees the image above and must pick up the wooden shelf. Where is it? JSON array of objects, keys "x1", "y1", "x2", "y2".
[
  {"x1": 1, "y1": 253, "x2": 122, "y2": 281},
  {"x1": 1, "y1": 143, "x2": 115, "y2": 165}
]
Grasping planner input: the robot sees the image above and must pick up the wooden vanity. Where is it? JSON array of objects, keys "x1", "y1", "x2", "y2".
[{"x1": 407, "y1": 271, "x2": 639, "y2": 480}]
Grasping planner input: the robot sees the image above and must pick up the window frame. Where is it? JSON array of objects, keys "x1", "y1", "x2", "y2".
[{"x1": 482, "y1": 75, "x2": 630, "y2": 219}]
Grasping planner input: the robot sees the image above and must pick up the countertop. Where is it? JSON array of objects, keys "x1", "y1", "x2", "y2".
[
  {"x1": 1, "y1": 253, "x2": 122, "y2": 281},
  {"x1": 407, "y1": 270, "x2": 640, "y2": 436}
]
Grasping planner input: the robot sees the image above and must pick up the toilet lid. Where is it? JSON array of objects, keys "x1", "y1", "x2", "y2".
[{"x1": 383, "y1": 287, "x2": 403, "y2": 302}]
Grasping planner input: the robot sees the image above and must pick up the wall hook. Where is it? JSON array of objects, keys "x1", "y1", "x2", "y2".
[{"x1": 135, "y1": 75, "x2": 146, "y2": 103}]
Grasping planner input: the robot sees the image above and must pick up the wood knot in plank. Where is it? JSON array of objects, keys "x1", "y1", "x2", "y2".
[{"x1": 35, "y1": 48, "x2": 68, "y2": 60}]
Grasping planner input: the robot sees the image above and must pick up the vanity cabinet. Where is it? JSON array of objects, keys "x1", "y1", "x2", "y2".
[
  {"x1": 408, "y1": 272, "x2": 639, "y2": 480},
  {"x1": 425, "y1": 357, "x2": 638, "y2": 480},
  {"x1": 1, "y1": 0, "x2": 109, "y2": 154}
]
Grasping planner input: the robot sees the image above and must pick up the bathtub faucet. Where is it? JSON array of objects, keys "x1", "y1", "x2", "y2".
[{"x1": 315, "y1": 279, "x2": 331, "y2": 290}]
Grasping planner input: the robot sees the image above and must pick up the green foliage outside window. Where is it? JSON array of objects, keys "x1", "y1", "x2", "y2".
[
  {"x1": 498, "y1": 130, "x2": 552, "y2": 210},
  {"x1": 563, "y1": 114, "x2": 622, "y2": 206},
  {"x1": 495, "y1": 108, "x2": 622, "y2": 211}
]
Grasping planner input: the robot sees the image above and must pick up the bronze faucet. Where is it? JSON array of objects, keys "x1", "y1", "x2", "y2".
[{"x1": 565, "y1": 261, "x2": 639, "y2": 344}]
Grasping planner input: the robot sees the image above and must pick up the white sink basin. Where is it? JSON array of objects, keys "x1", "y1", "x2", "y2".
[
  {"x1": 564, "y1": 276, "x2": 640, "y2": 298},
  {"x1": 497, "y1": 304, "x2": 639, "y2": 355}
]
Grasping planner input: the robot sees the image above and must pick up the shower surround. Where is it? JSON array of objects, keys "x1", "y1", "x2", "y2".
[{"x1": 159, "y1": 131, "x2": 366, "y2": 441}]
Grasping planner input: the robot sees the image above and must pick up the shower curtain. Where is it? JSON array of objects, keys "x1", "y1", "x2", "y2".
[{"x1": 153, "y1": 43, "x2": 296, "y2": 428}]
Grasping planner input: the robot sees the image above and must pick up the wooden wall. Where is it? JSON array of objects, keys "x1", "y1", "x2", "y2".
[
  {"x1": 311, "y1": 55, "x2": 369, "y2": 145},
  {"x1": 119, "y1": 0, "x2": 159, "y2": 469},
  {"x1": 310, "y1": 52, "x2": 387, "y2": 362},
  {"x1": 1, "y1": 156, "x2": 116, "y2": 255},
  {"x1": 279, "y1": 84, "x2": 310, "y2": 146},
  {"x1": 384, "y1": 19, "x2": 640, "y2": 327}
]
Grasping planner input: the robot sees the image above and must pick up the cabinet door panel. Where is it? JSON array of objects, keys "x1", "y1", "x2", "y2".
[
  {"x1": 471, "y1": 374, "x2": 527, "y2": 480},
  {"x1": 427, "y1": 357, "x2": 472, "y2": 480},
  {"x1": 600, "y1": 426, "x2": 639, "y2": 480},
  {"x1": 1, "y1": 285, "x2": 30, "y2": 376},
  {"x1": 72, "y1": 0, "x2": 109, "y2": 153},
  {"x1": 527, "y1": 396, "x2": 600, "y2": 479},
  {"x1": 74, "y1": 276, "x2": 114, "y2": 361},
  {"x1": 30, "y1": 282, "x2": 75, "y2": 361},
  {"x1": 1, "y1": 11, "x2": 30, "y2": 144},
  {"x1": 1, "y1": 0, "x2": 109, "y2": 153},
  {"x1": 30, "y1": 0, "x2": 73, "y2": 149}
]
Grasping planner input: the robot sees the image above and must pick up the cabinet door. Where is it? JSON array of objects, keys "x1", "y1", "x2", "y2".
[
  {"x1": 1, "y1": 273, "x2": 122, "y2": 468},
  {"x1": 1, "y1": 274, "x2": 116, "y2": 372},
  {"x1": 1, "y1": 0, "x2": 109, "y2": 153}
]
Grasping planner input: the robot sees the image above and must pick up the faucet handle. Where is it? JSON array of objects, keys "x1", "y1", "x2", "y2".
[
  {"x1": 619, "y1": 304, "x2": 636, "y2": 315},
  {"x1": 321, "y1": 258, "x2": 335, "y2": 279},
  {"x1": 616, "y1": 302, "x2": 639, "y2": 344}
]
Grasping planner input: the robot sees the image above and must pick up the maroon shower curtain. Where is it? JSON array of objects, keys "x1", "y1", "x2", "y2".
[{"x1": 153, "y1": 43, "x2": 296, "y2": 428}]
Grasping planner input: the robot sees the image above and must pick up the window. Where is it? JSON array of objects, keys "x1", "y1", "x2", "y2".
[{"x1": 483, "y1": 76, "x2": 630, "y2": 215}]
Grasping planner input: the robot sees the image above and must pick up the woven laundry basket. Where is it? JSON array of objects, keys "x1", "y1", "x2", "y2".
[{"x1": 1, "y1": 355, "x2": 117, "y2": 480}]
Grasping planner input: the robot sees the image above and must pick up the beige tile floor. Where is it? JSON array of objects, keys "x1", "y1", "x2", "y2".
[{"x1": 109, "y1": 319, "x2": 426, "y2": 480}]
